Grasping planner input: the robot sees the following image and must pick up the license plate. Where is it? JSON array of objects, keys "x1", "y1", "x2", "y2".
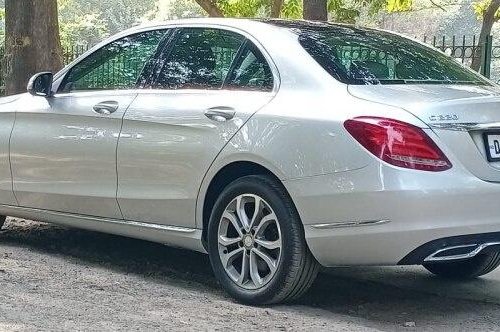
[{"x1": 484, "y1": 132, "x2": 500, "y2": 162}]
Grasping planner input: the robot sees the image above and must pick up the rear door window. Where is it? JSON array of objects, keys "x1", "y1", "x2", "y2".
[{"x1": 154, "y1": 28, "x2": 245, "y2": 90}]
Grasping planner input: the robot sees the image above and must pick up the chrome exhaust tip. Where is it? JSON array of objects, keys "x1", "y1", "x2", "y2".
[{"x1": 424, "y1": 242, "x2": 500, "y2": 262}]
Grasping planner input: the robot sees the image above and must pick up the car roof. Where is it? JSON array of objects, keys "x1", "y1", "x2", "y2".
[
  {"x1": 126, "y1": 18, "x2": 276, "y2": 33},
  {"x1": 125, "y1": 17, "x2": 378, "y2": 35}
]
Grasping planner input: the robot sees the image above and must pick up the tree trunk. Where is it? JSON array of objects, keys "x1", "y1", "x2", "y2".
[
  {"x1": 271, "y1": 0, "x2": 284, "y2": 18},
  {"x1": 4, "y1": 0, "x2": 35, "y2": 95},
  {"x1": 303, "y1": 0, "x2": 327, "y2": 21},
  {"x1": 4, "y1": 0, "x2": 64, "y2": 95},
  {"x1": 194, "y1": 0, "x2": 224, "y2": 17},
  {"x1": 471, "y1": 0, "x2": 500, "y2": 71},
  {"x1": 32, "y1": 0, "x2": 64, "y2": 73}
]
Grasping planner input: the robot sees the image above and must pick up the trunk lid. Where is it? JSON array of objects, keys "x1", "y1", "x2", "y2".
[{"x1": 348, "y1": 84, "x2": 500, "y2": 182}]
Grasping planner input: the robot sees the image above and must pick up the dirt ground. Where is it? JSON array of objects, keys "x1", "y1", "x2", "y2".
[{"x1": 1, "y1": 217, "x2": 500, "y2": 331}]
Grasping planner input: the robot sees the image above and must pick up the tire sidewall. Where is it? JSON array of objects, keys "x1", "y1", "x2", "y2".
[{"x1": 208, "y1": 175, "x2": 303, "y2": 304}]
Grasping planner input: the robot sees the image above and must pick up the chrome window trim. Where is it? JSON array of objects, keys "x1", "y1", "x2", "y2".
[{"x1": 52, "y1": 22, "x2": 281, "y2": 95}]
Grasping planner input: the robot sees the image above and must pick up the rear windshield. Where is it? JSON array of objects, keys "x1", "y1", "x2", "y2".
[{"x1": 295, "y1": 25, "x2": 489, "y2": 85}]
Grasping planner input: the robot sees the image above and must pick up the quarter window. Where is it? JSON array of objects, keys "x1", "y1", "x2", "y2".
[
  {"x1": 225, "y1": 43, "x2": 274, "y2": 91},
  {"x1": 60, "y1": 30, "x2": 167, "y2": 92},
  {"x1": 154, "y1": 28, "x2": 244, "y2": 90}
]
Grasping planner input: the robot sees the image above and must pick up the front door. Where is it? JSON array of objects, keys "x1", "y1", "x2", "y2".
[{"x1": 10, "y1": 29, "x2": 167, "y2": 218}]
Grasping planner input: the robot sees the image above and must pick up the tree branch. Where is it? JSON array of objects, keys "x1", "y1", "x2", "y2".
[
  {"x1": 404, "y1": 1, "x2": 468, "y2": 12},
  {"x1": 194, "y1": 0, "x2": 224, "y2": 17},
  {"x1": 429, "y1": 0, "x2": 447, "y2": 11}
]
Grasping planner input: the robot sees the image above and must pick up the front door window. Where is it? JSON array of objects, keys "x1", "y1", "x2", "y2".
[{"x1": 60, "y1": 30, "x2": 167, "y2": 92}]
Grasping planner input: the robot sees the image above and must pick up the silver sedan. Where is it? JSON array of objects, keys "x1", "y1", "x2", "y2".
[{"x1": 1, "y1": 18, "x2": 500, "y2": 304}]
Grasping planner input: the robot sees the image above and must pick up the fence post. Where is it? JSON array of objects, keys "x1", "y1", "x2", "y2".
[{"x1": 481, "y1": 35, "x2": 493, "y2": 78}]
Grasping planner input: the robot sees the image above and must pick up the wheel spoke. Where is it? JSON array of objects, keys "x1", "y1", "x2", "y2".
[
  {"x1": 252, "y1": 247, "x2": 277, "y2": 274},
  {"x1": 221, "y1": 247, "x2": 244, "y2": 268},
  {"x1": 249, "y1": 250, "x2": 263, "y2": 287},
  {"x1": 236, "y1": 196, "x2": 251, "y2": 231},
  {"x1": 254, "y1": 212, "x2": 277, "y2": 237},
  {"x1": 237, "y1": 251, "x2": 249, "y2": 285},
  {"x1": 219, "y1": 235, "x2": 242, "y2": 247},
  {"x1": 222, "y1": 211, "x2": 244, "y2": 238},
  {"x1": 248, "y1": 196, "x2": 262, "y2": 230},
  {"x1": 255, "y1": 238, "x2": 281, "y2": 250}
]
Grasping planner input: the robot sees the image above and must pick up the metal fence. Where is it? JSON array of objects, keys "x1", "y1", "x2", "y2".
[
  {"x1": 0, "y1": 45, "x2": 90, "y2": 95},
  {"x1": 62, "y1": 44, "x2": 91, "y2": 64},
  {"x1": 0, "y1": 35, "x2": 498, "y2": 95},
  {"x1": 424, "y1": 35, "x2": 497, "y2": 78}
]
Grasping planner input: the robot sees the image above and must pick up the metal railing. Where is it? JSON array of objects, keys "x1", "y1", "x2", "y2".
[
  {"x1": 0, "y1": 45, "x2": 90, "y2": 95},
  {"x1": 424, "y1": 35, "x2": 495, "y2": 78},
  {"x1": 62, "y1": 44, "x2": 91, "y2": 64}
]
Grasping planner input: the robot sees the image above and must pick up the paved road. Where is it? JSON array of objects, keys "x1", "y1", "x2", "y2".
[{"x1": 1, "y1": 217, "x2": 500, "y2": 331}]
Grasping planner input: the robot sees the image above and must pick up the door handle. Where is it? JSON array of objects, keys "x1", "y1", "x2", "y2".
[
  {"x1": 204, "y1": 106, "x2": 235, "y2": 122},
  {"x1": 93, "y1": 101, "x2": 119, "y2": 115}
]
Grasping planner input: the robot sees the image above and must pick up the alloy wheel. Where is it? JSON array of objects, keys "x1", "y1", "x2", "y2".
[{"x1": 217, "y1": 194, "x2": 282, "y2": 290}]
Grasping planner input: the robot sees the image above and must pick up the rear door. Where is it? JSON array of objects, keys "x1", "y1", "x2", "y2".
[
  {"x1": 117, "y1": 27, "x2": 277, "y2": 227},
  {"x1": 10, "y1": 29, "x2": 167, "y2": 218}
]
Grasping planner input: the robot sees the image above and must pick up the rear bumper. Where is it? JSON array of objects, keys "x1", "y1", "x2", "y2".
[{"x1": 283, "y1": 163, "x2": 500, "y2": 266}]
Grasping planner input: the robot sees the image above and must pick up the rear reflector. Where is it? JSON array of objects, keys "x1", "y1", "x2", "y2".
[{"x1": 344, "y1": 117, "x2": 452, "y2": 172}]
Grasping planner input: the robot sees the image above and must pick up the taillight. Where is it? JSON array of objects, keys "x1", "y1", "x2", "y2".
[{"x1": 344, "y1": 117, "x2": 451, "y2": 172}]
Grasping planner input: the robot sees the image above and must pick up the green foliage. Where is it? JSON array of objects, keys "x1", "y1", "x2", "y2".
[
  {"x1": 164, "y1": 0, "x2": 207, "y2": 19},
  {"x1": 363, "y1": 0, "x2": 390, "y2": 15},
  {"x1": 279, "y1": 0, "x2": 413, "y2": 23},
  {"x1": 142, "y1": 0, "x2": 206, "y2": 21},
  {"x1": 282, "y1": 0, "x2": 302, "y2": 19},
  {"x1": 0, "y1": 0, "x2": 418, "y2": 51},
  {"x1": 386, "y1": 0, "x2": 412, "y2": 12},
  {"x1": 328, "y1": 0, "x2": 360, "y2": 23},
  {"x1": 59, "y1": 13, "x2": 108, "y2": 48},
  {"x1": 212, "y1": 0, "x2": 402, "y2": 22},
  {"x1": 58, "y1": 0, "x2": 157, "y2": 48},
  {"x1": 472, "y1": 0, "x2": 500, "y2": 21},
  {"x1": 218, "y1": 0, "x2": 269, "y2": 17},
  {"x1": 54, "y1": 0, "x2": 418, "y2": 49}
]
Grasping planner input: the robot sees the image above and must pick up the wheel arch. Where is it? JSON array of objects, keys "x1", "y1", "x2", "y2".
[{"x1": 199, "y1": 160, "x2": 288, "y2": 248}]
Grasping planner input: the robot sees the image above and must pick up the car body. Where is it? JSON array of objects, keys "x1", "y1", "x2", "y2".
[{"x1": 2, "y1": 18, "x2": 500, "y2": 304}]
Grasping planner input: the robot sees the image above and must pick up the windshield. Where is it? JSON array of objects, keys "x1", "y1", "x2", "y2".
[{"x1": 289, "y1": 24, "x2": 488, "y2": 85}]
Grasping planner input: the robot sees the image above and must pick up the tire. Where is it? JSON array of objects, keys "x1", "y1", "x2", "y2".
[
  {"x1": 207, "y1": 174, "x2": 319, "y2": 305},
  {"x1": 0, "y1": 216, "x2": 5, "y2": 230},
  {"x1": 423, "y1": 252, "x2": 500, "y2": 279}
]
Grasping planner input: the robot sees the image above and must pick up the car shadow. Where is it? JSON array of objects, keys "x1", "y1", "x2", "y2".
[{"x1": 1, "y1": 218, "x2": 500, "y2": 329}]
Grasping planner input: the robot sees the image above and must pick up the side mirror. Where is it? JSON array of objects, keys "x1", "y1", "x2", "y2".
[{"x1": 27, "y1": 72, "x2": 53, "y2": 97}]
